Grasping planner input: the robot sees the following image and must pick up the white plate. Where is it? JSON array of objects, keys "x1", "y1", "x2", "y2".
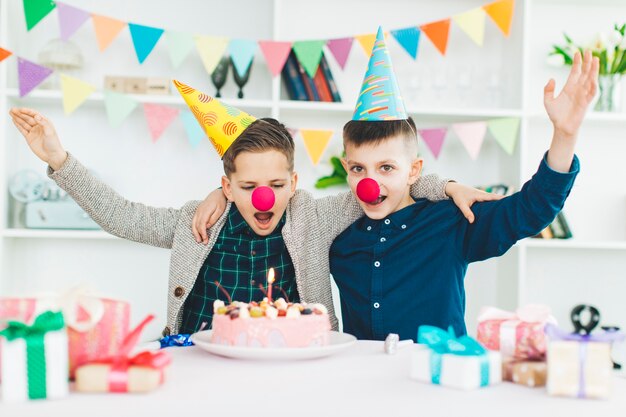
[{"x1": 191, "y1": 330, "x2": 357, "y2": 360}]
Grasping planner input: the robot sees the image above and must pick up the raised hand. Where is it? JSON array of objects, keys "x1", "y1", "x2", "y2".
[{"x1": 9, "y1": 107, "x2": 67, "y2": 170}]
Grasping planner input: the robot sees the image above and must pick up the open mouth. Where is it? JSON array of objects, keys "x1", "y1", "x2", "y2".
[
  {"x1": 253, "y1": 211, "x2": 274, "y2": 228},
  {"x1": 366, "y1": 195, "x2": 387, "y2": 206}
]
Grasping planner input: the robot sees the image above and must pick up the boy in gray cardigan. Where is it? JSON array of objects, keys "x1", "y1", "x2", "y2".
[{"x1": 9, "y1": 89, "x2": 494, "y2": 336}]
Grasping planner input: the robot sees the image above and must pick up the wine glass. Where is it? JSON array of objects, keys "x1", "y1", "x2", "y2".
[
  {"x1": 211, "y1": 55, "x2": 230, "y2": 98},
  {"x1": 231, "y1": 57, "x2": 254, "y2": 99}
]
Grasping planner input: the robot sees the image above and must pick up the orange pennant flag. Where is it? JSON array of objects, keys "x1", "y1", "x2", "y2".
[
  {"x1": 300, "y1": 129, "x2": 334, "y2": 166},
  {"x1": 483, "y1": 0, "x2": 515, "y2": 37},
  {"x1": 0, "y1": 48, "x2": 12, "y2": 62},
  {"x1": 354, "y1": 33, "x2": 377, "y2": 56},
  {"x1": 92, "y1": 14, "x2": 127, "y2": 51},
  {"x1": 420, "y1": 19, "x2": 451, "y2": 56}
]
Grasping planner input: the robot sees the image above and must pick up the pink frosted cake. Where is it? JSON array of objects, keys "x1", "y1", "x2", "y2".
[{"x1": 210, "y1": 298, "x2": 331, "y2": 348}]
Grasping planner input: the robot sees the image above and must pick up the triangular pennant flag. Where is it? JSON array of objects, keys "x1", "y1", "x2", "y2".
[
  {"x1": 17, "y1": 57, "x2": 53, "y2": 97},
  {"x1": 287, "y1": 127, "x2": 298, "y2": 140},
  {"x1": 103, "y1": 90, "x2": 138, "y2": 127},
  {"x1": 181, "y1": 110, "x2": 205, "y2": 148},
  {"x1": 488, "y1": 117, "x2": 520, "y2": 155},
  {"x1": 0, "y1": 48, "x2": 12, "y2": 62},
  {"x1": 258, "y1": 40, "x2": 292, "y2": 77},
  {"x1": 354, "y1": 33, "x2": 377, "y2": 56},
  {"x1": 300, "y1": 129, "x2": 333, "y2": 165},
  {"x1": 228, "y1": 39, "x2": 258, "y2": 78},
  {"x1": 483, "y1": 0, "x2": 515, "y2": 37},
  {"x1": 165, "y1": 31, "x2": 195, "y2": 68},
  {"x1": 56, "y1": 2, "x2": 91, "y2": 41},
  {"x1": 128, "y1": 23, "x2": 164, "y2": 64},
  {"x1": 92, "y1": 14, "x2": 126, "y2": 52},
  {"x1": 326, "y1": 37, "x2": 353, "y2": 70},
  {"x1": 453, "y1": 8, "x2": 486, "y2": 46},
  {"x1": 23, "y1": 0, "x2": 56, "y2": 31},
  {"x1": 143, "y1": 103, "x2": 180, "y2": 142},
  {"x1": 420, "y1": 19, "x2": 451, "y2": 56},
  {"x1": 452, "y1": 121, "x2": 487, "y2": 160},
  {"x1": 292, "y1": 40, "x2": 325, "y2": 78},
  {"x1": 60, "y1": 74, "x2": 95, "y2": 114},
  {"x1": 195, "y1": 36, "x2": 230, "y2": 76},
  {"x1": 391, "y1": 27, "x2": 421, "y2": 60},
  {"x1": 418, "y1": 128, "x2": 447, "y2": 159}
]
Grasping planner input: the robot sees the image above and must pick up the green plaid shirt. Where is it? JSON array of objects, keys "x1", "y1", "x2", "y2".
[{"x1": 180, "y1": 204, "x2": 299, "y2": 333}]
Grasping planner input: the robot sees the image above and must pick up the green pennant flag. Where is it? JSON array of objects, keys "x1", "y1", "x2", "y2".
[
  {"x1": 488, "y1": 117, "x2": 520, "y2": 155},
  {"x1": 23, "y1": 0, "x2": 57, "y2": 31},
  {"x1": 292, "y1": 40, "x2": 326, "y2": 78},
  {"x1": 104, "y1": 90, "x2": 138, "y2": 127},
  {"x1": 165, "y1": 31, "x2": 195, "y2": 68}
]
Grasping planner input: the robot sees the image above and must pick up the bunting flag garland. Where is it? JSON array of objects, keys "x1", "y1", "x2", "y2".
[
  {"x1": 181, "y1": 110, "x2": 205, "y2": 148},
  {"x1": 418, "y1": 128, "x2": 448, "y2": 159},
  {"x1": 326, "y1": 37, "x2": 353, "y2": 70},
  {"x1": 420, "y1": 19, "x2": 451, "y2": 56},
  {"x1": 143, "y1": 103, "x2": 180, "y2": 142},
  {"x1": 128, "y1": 23, "x2": 164, "y2": 64},
  {"x1": 488, "y1": 117, "x2": 520, "y2": 155},
  {"x1": 453, "y1": 8, "x2": 486, "y2": 46},
  {"x1": 91, "y1": 14, "x2": 127, "y2": 52},
  {"x1": 300, "y1": 129, "x2": 334, "y2": 165},
  {"x1": 17, "y1": 57, "x2": 53, "y2": 97},
  {"x1": 258, "y1": 41, "x2": 292, "y2": 77},
  {"x1": 0, "y1": 48, "x2": 12, "y2": 62},
  {"x1": 60, "y1": 74, "x2": 95, "y2": 114},
  {"x1": 103, "y1": 90, "x2": 138, "y2": 127},
  {"x1": 56, "y1": 2, "x2": 90, "y2": 41},
  {"x1": 453, "y1": 121, "x2": 487, "y2": 160},
  {"x1": 21, "y1": 0, "x2": 514, "y2": 77}
]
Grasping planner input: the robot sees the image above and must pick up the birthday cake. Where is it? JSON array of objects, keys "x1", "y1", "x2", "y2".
[{"x1": 210, "y1": 298, "x2": 331, "y2": 348}]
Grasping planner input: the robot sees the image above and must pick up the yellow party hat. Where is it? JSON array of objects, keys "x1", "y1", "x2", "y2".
[{"x1": 173, "y1": 80, "x2": 257, "y2": 157}]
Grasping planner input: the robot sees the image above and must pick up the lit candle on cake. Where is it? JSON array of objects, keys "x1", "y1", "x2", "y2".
[{"x1": 267, "y1": 268, "x2": 275, "y2": 303}]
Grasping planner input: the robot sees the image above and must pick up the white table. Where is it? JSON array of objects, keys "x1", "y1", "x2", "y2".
[{"x1": 2, "y1": 341, "x2": 625, "y2": 417}]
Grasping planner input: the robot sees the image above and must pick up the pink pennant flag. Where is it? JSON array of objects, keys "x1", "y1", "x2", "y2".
[
  {"x1": 452, "y1": 121, "x2": 487, "y2": 160},
  {"x1": 18, "y1": 57, "x2": 53, "y2": 97},
  {"x1": 143, "y1": 103, "x2": 180, "y2": 142},
  {"x1": 57, "y1": 2, "x2": 91, "y2": 41},
  {"x1": 287, "y1": 127, "x2": 299, "y2": 139},
  {"x1": 418, "y1": 128, "x2": 447, "y2": 159},
  {"x1": 258, "y1": 40, "x2": 292, "y2": 77},
  {"x1": 326, "y1": 37, "x2": 353, "y2": 69}
]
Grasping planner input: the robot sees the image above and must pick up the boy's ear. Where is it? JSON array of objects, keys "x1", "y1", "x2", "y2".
[
  {"x1": 221, "y1": 175, "x2": 235, "y2": 202},
  {"x1": 340, "y1": 157, "x2": 349, "y2": 173},
  {"x1": 408, "y1": 157, "x2": 423, "y2": 185},
  {"x1": 290, "y1": 171, "x2": 298, "y2": 195}
]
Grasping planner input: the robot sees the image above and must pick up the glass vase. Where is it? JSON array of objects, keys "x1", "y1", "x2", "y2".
[{"x1": 594, "y1": 74, "x2": 622, "y2": 112}]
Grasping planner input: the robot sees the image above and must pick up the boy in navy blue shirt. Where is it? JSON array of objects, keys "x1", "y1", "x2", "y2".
[{"x1": 329, "y1": 28, "x2": 598, "y2": 341}]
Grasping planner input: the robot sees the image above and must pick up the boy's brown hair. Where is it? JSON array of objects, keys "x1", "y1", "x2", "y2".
[
  {"x1": 343, "y1": 117, "x2": 418, "y2": 150},
  {"x1": 222, "y1": 118, "x2": 295, "y2": 176}
]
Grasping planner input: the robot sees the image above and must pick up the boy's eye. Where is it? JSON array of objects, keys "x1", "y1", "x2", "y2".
[
  {"x1": 350, "y1": 166, "x2": 363, "y2": 173},
  {"x1": 241, "y1": 186, "x2": 254, "y2": 190},
  {"x1": 272, "y1": 184, "x2": 285, "y2": 189},
  {"x1": 381, "y1": 165, "x2": 394, "y2": 172}
]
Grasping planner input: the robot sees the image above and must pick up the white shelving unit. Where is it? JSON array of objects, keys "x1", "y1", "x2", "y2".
[{"x1": 1, "y1": 0, "x2": 625, "y2": 335}]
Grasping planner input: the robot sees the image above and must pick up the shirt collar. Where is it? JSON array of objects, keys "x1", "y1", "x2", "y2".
[
  {"x1": 227, "y1": 204, "x2": 287, "y2": 236},
  {"x1": 362, "y1": 198, "x2": 427, "y2": 232}
]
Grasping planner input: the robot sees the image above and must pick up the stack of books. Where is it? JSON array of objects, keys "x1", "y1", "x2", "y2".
[{"x1": 281, "y1": 51, "x2": 342, "y2": 102}]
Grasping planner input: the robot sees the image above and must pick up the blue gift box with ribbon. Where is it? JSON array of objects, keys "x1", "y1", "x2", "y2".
[{"x1": 410, "y1": 326, "x2": 502, "y2": 390}]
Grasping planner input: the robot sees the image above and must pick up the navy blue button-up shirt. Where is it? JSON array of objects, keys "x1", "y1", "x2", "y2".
[{"x1": 330, "y1": 154, "x2": 579, "y2": 341}]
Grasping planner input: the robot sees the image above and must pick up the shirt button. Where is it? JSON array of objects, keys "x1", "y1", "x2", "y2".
[
  {"x1": 373, "y1": 302, "x2": 380, "y2": 309},
  {"x1": 374, "y1": 261, "x2": 380, "y2": 267},
  {"x1": 251, "y1": 250, "x2": 256, "y2": 256},
  {"x1": 380, "y1": 237, "x2": 386, "y2": 243},
  {"x1": 367, "y1": 226, "x2": 372, "y2": 231},
  {"x1": 401, "y1": 224, "x2": 407, "y2": 229},
  {"x1": 174, "y1": 286, "x2": 185, "y2": 298},
  {"x1": 384, "y1": 219, "x2": 390, "y2": 225}
]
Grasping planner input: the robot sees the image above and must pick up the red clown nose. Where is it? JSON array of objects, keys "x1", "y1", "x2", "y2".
[
  {"x1": 356, "y1": 178, "x2": 380, "y2": 203},
  {"x1": 251, "y1": 186, "x2": 275, "y2": 211}
]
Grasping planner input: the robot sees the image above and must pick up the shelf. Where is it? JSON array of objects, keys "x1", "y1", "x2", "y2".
[
  {"x1": 2, "y1": 229, "x2": 117, "y2": 239},
  {"x1": 5, "y1": 89, "x2": 274, "y2": 110},
  {"x1": 521, "y1": 239, "x2": 626, "y2": 250}
]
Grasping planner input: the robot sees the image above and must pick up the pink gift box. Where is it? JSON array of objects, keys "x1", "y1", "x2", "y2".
[
  {"x1": 0, "y1": 292, "x2": 130, "y2": 379},
  {"x1": 476, "y1": 305, "x2": 557, "y2": 360}
]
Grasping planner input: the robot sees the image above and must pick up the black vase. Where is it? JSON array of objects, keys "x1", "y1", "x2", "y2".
[
  {"x1": 211, "y1": 55, "x2": 230, "y2": 98},
  {"x1": 231, "y1": 56, "x2": 253, "y2": 99}
]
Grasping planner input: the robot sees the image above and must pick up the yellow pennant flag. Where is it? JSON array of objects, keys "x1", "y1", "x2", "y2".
[
  {"x1": 60, "y1": 74, "x2": 95, "y2": 114},
  {"x1": 300, "y1": 129, "x2": 334, "y2": 166},
  {"x1": 453, "y1": 8, "x2": 486, "y2": 46},
  {"x1": 483, "y1": 0, "x2": 515, "y2": 37},
  {"x1": 354, "y1": 33, "x2": 377, "y2": 56},
  {"x1": 195, "y1": 35, "x2": 229, "y2": 76}
]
